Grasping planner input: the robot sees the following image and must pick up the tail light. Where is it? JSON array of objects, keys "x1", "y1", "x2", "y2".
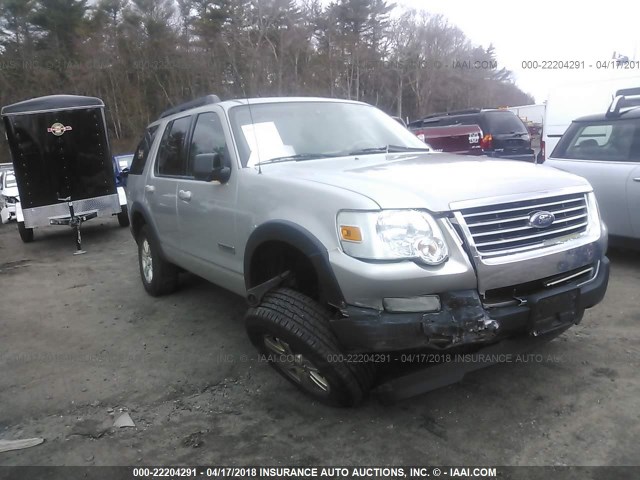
[
  {"x1": 480, "y1": 134, "x2": 493, "y2": 150},
  {"x1": 539, "y1": 139, "x2": 545, "y2": 161}
]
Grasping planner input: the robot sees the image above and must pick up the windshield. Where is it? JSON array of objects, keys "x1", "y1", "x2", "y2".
[
  {"x1": 5, "y1": 173, "x2": 16, "y2": 188},
  {"x1": 552, "y1": 118, "x2": 640, "y2": 161},
  {"x1": 484, "y1": 111, "x2": 528, "y2": 134},
  {"x1": 228, "y1": 101, "x2": 428, "y2": 167}
]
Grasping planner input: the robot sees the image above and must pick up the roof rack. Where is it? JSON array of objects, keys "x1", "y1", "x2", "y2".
[
  {"x1": 615, "y1": 87, "x2": 640, "y2": 97},
  {"x1": 159, "y1": 94, "x2": 221, "y2": 119},
  {"x1": 606, "y1": 89, "x2": 640, "y2": 118},
  {"x1": 420, "y1": 108, "x2": 481, "y2": 120}
]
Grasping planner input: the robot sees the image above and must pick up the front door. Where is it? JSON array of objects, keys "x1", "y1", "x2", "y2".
[{"x1": 175, "y1": 111, "x2": 241, "y2": 288}]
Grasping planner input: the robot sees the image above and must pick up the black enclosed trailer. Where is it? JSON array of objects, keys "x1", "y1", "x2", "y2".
[{"x1": 1, "y1": 95, "x2": 128, "y2": 248}]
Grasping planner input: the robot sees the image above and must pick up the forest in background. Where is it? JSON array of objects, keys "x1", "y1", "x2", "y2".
[{"x1": 0, "y1": 0, "x2": 534, "y2": 156}]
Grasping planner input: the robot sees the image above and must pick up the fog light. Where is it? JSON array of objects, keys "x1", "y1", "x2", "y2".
[{"x1": 383, "y1": 295, "x2": 441, "y2": 313}]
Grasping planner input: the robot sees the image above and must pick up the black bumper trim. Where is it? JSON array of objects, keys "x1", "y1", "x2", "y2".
[
  {"x1": 331, "y1": 256, "x2": 609, "y2": 353},
  {"x1": 373, "y1": 327, "x2": 568, "y2": 404}
]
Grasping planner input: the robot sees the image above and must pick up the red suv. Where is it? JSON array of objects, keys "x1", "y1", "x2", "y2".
[{"x1": 409, "y1": 109, "x2": 535, "y2": 161}]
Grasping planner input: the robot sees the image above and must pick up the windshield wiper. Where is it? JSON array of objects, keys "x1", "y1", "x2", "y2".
[
  {"x1": 257, "y1": 153, "x2": 340, "y2": 165},
  {"x1": 347, "y1": 145, "x2": 431, "y2": 155}
]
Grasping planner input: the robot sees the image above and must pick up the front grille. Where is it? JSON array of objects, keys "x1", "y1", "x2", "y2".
[{"x1": 459, "y1": 193, "x2": 589, "y2": 257}]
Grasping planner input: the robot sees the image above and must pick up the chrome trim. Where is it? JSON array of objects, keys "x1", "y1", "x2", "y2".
[
  {"x1": 474, "y1": 221, "x2": 588, "y2": 248},
  {"x1": 544, "y1": 266, "x2": 594, "y2": 287},
  {"x1": 473, "y1": 213, "x2": 587, "y2": 238},
  {"x1": 449, "y1": 185, "x2": 591, "y2": 211},
  {"x1": 453, "y1": 192, "x2": 604, "y2": 294},
  {"x1": 577, "y1": 261, "x2": 600, "y2": 288},
  {"x1": 467, "y1": 204, "x2": 586, "y2": 228},
  {"x1": 461, "y1": 197, "x2": 584, "y2": 218},
  {"x1": 457, "y1": 192, "x2": 589, "y2": 258},
  {"x1": 22, "y1": 194, "x2": 120, "y2": 228}
]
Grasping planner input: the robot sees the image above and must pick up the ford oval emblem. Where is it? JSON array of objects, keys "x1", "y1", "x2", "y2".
[{"x1": 528, "y1": 211, "x2": 555, "y2": 229}]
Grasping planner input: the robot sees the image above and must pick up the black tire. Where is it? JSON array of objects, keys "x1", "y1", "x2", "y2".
[
  {"x1": 18, "y1": 221, "x2": 34, "y2": 243},
  {"x1": 117, "y1": 206, "x2": 130, "y2": 227},
  {"x1": 137, "y1": 225, "x2": 178, "y2": 296},
  {"x1": 245, "y1": 288, "x2": 376, "y2": 407}
]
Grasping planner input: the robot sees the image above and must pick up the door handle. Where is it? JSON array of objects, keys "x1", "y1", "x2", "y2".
[
  {"x1": 144, "y1": 185, "x2": 155, "y2": 193},
  {"x1": 633, "y1": 177, "x2": 640, "y2": 182},
  {"x1": 178, "y1": 190, "x2": 192, "y2": 201}
]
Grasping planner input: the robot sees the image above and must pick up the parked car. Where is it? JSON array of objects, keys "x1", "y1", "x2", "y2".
[
  {"x1": 408, "y1": 109, "x2": 535, "y2": 161},
  {"x1": 0, "y1": 170, "x2": 19, "y2": 223},
  {"x1": 115, "y1": 153, "x2": 134, "y2": 171},
  {"x1": 126, "y1": 95, "x2": 608, "y2": 406},
  {"x1": 113, "y1": 154, "x2": 134, "y2": 188},
  {"x1": 546, "y1": 91, "x2": 640, "y2": 247},
  {"x1": 410, "y1": 123, "x2": 483, "y2": 155},
  {"x1": 541, "y1": 76, "x2": 640, "y2": 162}
]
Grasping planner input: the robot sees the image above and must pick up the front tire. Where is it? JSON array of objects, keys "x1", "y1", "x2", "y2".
[
  {"x1": 18, "y1": 221, "x2": 34, "y2": 243},
  {"x1": 245, "y1": 288, "x2": 375, "y2": 407},
  {"x1": 117, "y1": 206, "x2": 130, "y2": 227},
  {"x1": 137, "y1": 225, "x2": 178, "y2": 296}
]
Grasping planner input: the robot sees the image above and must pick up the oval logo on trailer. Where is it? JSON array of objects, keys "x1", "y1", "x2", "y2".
[
  {"x1": 47, "y1": 122, "x2": 73, "y2": 136},
  {"x1": 528, "y1": 211, "x2": 555, "y2": 229}
]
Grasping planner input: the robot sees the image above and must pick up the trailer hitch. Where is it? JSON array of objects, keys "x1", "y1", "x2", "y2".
[{"x1": 49, "y1": 196, "x2": 97, "y2": 255}]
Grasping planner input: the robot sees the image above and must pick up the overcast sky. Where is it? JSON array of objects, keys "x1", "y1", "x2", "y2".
[{"x1": 396, "y1": 0, "x2": 640, "y2": 103}]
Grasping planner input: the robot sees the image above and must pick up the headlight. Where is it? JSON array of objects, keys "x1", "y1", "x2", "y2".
[{"x1": 337, "y1": 210, "x2": 448, "y2": 265}]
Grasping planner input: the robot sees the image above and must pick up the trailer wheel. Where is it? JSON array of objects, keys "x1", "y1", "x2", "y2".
[
  {"x1": 245, "y1": 288, "x2": 376, "y2": 407},
  {"x1": 18, "y1": 222, "x2": 34, "y2": 243},
  {"x1": 137, "y1": 225, "x2": 178, "y2": 296},
  {"x1": 117, "y1": 206, "x2": 130, "y2": 227}
]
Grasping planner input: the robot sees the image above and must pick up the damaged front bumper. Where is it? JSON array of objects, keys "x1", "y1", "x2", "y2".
[{"x1": 330, "y1": 257, "x2": 609, "y2": 353}]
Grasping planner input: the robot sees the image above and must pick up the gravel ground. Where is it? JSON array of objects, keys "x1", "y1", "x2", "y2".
[{"x1": 0, "y1": 219, "x2": 638, "y2": 466}]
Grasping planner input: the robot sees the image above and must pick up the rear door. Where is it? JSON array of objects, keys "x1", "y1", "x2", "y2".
[
  {"x1": 547, "y1": 119, "x2": 640, "y2": 239},
  {"x1": 145, "y1": 115, "x2": 192, "y2": 255}
]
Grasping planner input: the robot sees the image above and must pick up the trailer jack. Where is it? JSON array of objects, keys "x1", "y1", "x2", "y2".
[{"x1": 50, "y1": 197, "x2": 97, "y2": 254}]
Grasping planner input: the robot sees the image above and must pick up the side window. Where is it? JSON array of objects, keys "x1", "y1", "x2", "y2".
[
  {"x1": 187, "y1": 112, "x2": 228, "y2": 178},
  {"x1": 129, "y1": 125, "x2": 159, "y2": 175},
  {"x1": 558, "y1": 119, "x2": 640, "y2": 162},
  {"x1": 454, "y1": 115, "x2": 480, "y2": 127},
  {"x1": 156, "y1": 116, "x2": 191, "y2": 177}
]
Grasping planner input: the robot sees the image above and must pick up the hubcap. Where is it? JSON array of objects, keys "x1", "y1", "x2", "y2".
[
  {"x1": 263, "y1": 335, "x2": 331, "y2": 396},
  {"x1": 141, "y1": 239, "x2": 153, "y2": 284}
]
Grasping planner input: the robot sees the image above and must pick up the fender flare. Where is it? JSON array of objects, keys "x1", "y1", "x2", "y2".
[
  {"x1": 128, "y1": 202, "x2": 168, "y2": 258},
  {"x1": 244, "y1": 220, "x2": 345, "y2": 308}
]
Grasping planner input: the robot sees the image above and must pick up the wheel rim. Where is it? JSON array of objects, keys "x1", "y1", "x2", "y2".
[
  {"x1": 263, "y1": 334, "x2": 331, "y2": 396},
  {"x1": 141, "y1": 239, "x2": 153, "y2": 284}
]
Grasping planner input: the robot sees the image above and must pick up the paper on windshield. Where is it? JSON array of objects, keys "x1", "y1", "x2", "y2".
[{"x1": 242, "y1": 122, "x2": 295, "y2": 167}]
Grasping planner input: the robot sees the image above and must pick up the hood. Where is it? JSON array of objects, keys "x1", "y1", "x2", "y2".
[{"x1": 263, "y1": 153, "x2": 591, "y2": 212}]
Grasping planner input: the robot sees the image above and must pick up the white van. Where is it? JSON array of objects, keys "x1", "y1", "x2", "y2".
[{"x1": 541, "y1": 74, "x2": 640, "y2": 161}]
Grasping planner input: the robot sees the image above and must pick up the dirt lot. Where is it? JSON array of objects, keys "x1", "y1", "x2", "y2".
[{"x1": 0, "y1": 219, "x2": 638, "y2": 467}]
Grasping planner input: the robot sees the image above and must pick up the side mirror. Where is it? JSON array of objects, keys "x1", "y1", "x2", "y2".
[{"x1": 193, "y1": 153, "x2": 231, "y2": 183}]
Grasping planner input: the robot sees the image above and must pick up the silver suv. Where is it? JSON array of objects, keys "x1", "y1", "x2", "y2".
[{"x1": 126, "y1": 95, "x2": 609, "y2": 406}]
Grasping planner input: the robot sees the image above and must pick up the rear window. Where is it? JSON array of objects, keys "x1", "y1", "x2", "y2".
[
  {"x1": 130, "y1": 125, "x2": 159, "y2": 175},
  {"x1": 482, "y1": 111, "x2": 527, "y2": 134},
  {"x1": 552, "y1": 118, "x2": 640, "y2": 162}
]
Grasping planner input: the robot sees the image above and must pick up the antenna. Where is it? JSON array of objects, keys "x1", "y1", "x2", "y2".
[
  {"x1": 224, "y1": 47, "x2": 262, "y2": 174},
  {"x1": 246, "y1": 97, "x2": 262, "y2": 175}
]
